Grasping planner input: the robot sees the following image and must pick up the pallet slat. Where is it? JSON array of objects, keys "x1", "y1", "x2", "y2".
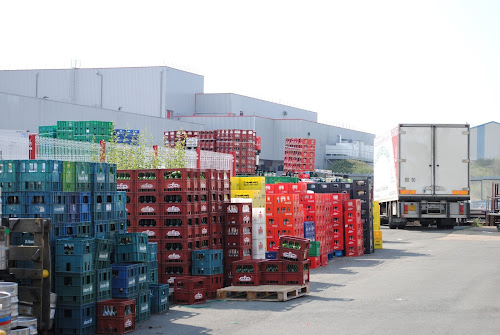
[{"x1": 216, "y1": 284, "x2": 309, "y2": 302}]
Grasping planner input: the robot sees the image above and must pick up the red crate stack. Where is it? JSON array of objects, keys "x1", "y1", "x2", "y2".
[
  {"x1": 331, "y1": 193, "x2": 349, "y2": 252},
  {"x1": 223, "y1": 202, "x2": 253, "y2": 286},
  {"x1": 164, "y1": 130, "x2": 199, "y2": 148},
  {"x1": 265, "y1": 194, "x2": 305, "y2": 252},
  {"x1": 279, "y1": 236, "x2": 310, "y2": 285},
  {"x1": 119, "y1": 168, "x2": 230, "y2": 286},
  {"x1": 283, "y1": 138, "x2": 316, "y2": 174},
  {"x1": 344, "y1": 199, "x2": 364, "y2": 257},
  {"x1": 231, "y1": 260, "x2": 264, "y2": 286},
  {"x1": 173, "y1": 276, "x2": 207, "y2": 305}
]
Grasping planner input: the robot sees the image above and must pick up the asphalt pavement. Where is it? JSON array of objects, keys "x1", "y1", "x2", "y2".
[{"x1": 137, "y1": 226, "x2": 500, "y2": 335}]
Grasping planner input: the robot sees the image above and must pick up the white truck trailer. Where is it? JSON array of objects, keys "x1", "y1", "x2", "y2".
[{"x1": 374, "y1": 124, "x2": 470, "y2": 229}]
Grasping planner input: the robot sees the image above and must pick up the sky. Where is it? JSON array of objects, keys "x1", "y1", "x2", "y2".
[{"x1": 1, "y1": 0, "x2": 500, "y2": 135}]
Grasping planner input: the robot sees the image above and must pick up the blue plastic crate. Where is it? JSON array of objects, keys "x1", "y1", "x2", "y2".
[
  {"x1": 112, "y1": 264, "x2": 139, "y2": 298},
  {"x1": 146, "y1": 243, "x2": 158, "y2": 262},
  {"x1": 56, "y1": 254, "x2": 94, "y2": 273},
  {"x1": 0, "y1": 181, "x2": 19, "y2": 192},
  {"x1": 333, "y1": 250, "x2": 343, "y2": 257},
  {"x1": 150, "y1": 284, "x2": 169, "y2": 314},
  {"x1": 192, "y1": 250, "x2": 223, "y2": 268},
  {"x1": 0, "y1": 160, "x2": 20, "y2": 183},
  {"x1": 56, "y1": 237, "x2": 95, "y2": 256},
  {"x1": 12, "y1": 232, "x2": 34, "y2": 245},
  {"x1": 19, "y1": 160, "x2": 63, "y2": 191},
  {"x1": 265, "y1": 251, "x2": 278, "y2": 260},
  {"x1": 2, "y1": 192, "x2": 27, "y2": 215},
  {"x1": 95, "y1": 238, "x2": 113, "y2": 266},
  {"x1": 149, "y1": 266, "x2": 158, "y2": 285},
  {"x1": 115, "y1": 233, "x2": 148, "y2": 263},
  {"x1": 55, "y1": 303, "x2": 96, "y2": 335},
  {"x1": 55, "y1": 271, "x2": 96, "y2": 305},
  {"x1": 137, "y1": 263, "x2": 149, "y2": 291},
  {"x1": 53, "y1": 222, "x2": 92, "y2": 240},
  {"x1": 91, "y1": 192, "x2": 113, "y2": 221},
  {"x1": 135, "y1": 290, "x2": 151, "y2": 323},
  {"x1": 93, "y1": 221, "x2": 112, "y2": 239},
  {"x1": 96, "y1": 268, "x2": 112, "y2": 302}
]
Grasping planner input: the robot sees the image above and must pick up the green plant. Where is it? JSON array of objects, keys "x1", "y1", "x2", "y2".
[{"x1": 472, "y1": 218, "x2": 483, "y2": 227}]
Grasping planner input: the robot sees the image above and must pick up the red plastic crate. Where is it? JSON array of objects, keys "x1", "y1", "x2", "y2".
[
  {"x1": 225, "y1": 234, "x2": 252, "y2": 247},
  {"x1": 279, "y1": 236, "x2": 310, "y2": 251},
  {"x1": 321, "y1": 254, "x2": 328, "y2": 266},
  {"x1": 283, "y1": 259, "x2": 310, "y2": 273},
  {"x1": 116, "y1": 179, "x2": 135, "y2": 192},
  {"x1": 309, "y1": 256, "x2": 321, "y2": 269},
  {"x1": 173, "y1": 276, "x2": 206, "y2": 291},
  {"x1": 133, "y1": 215, "x2": 161, "y2": 228},
  {"x1": 162, "y1": 214, "x2": 195, "y2": 228},
  {"x1": 160, "y1": 203, "x2": 194, "y2": 216},
  {"x1": 135, "y1": 179, "x2": 160, "y2": 194},
  {"x1": 262, "y1": 260, "x2": 284, "y2": 272},
  {"x1": 159, "y1": 239, "x2": 195, "y2": 252},
  {"x1": 97, "y1": 299, "x2": 136, "y2": 334},
  {"x1": 282, "y1": 270, "x2": 310, "y2": 285},
  {"x1": 204, "y1": 274, "x2": 224, "y2": 291},
  {"x1": 160, "y1": 178, "x2": 195, "y2": 193},
  {"x1": 261, "y1": 272, "x2": 283, "y2": 285},
  {"x1": 224, "y1": 246, "x2": 252, "y2": 260},
  {"x1": 161, "y1": 250, "x2": 192, "y2": 264},
  {"x1": 232, "y1": 273, "x2": 261, "y2": 286},
  {"x1": 161, "y1": 263, "x2": 191, "y2": 277},
  {"x1": 224, "y1": 203, "x2": 252, "y2": 215},
  {"x1": 174, "y1": 289, "x2": 207, "y2": 305},
  {"x1": 131, "y1": 226, "x2": 162, "y2": 242},
  {"x1": 161, "y1": 227, "x2": 193, "y2": 240},
  {"x1": 136, "y1": 202, "x2": 160, "y2": 216}
]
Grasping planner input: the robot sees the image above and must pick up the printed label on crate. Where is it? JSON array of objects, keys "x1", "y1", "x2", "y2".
[
  {"x1": 238, "y1": 275, "x2": 252, "y2": 282},
  {"x1": 98, "y1": 252, "x2": 109, "y2": 260},
  {"x1": 304, "y1": 273, "x2": 308, "y2": 281},
  {"x1": 244, "y1": 215, "x2": 250, "y2": 222},
  {"x1": 117, "y1": 183, "x2": 129, "y2": 190},
  {"x1": 244, "y1": 237, "x2": 250, "y2": 243},
  {"x1": 128, "y1": 278, "x2": 136, "y2": 286},
  {"x1": 106, "y1": 204, "x2": 112, "y2": 211},
  {"x1": 202, "y1": 228, "x2": 208, "y2": 234},
  {"x1": 167, "y1": 277, "x2": 175, "y2": 284},
  {"x1": 140, "y1": 230, "x2": 156, "y2": 237},
  {"x1": 200, "y1": 181, "x2": 206, "y2": 189},
  {"x1": 195, "y1": 292, "x2": 203, "y2": 299},
  {"x1": 201, "y1": 205, "x2": 207, "y2": 212},
  {"x1": 100, "y1": 281, "x2": 110, "y2": 290},
  {"x1": 168, "y1": 253, "x2": 181, "y2": 260},
  {"x1": 35, "y1": 205, "x2": 45, "y2": 213},
  {"x1": 96, "y1": 175, "x2": 105, "y2": 182},
  {"x1": 224, "y1": 182, "x2": 230, "y2": 189},
  {"x1": 259, "y1": 241, "x2": 264, "y2": 250},
  {"x1": 167, "y1": 230, "x2": 181, "y2": 237},
  {"x1": 54, "y1": 206, "x2": 65, "y2": 213},
  {"x1": 167, "y1": 206, "x2": 181, "y2": 213},
  {"x1": 141, "y1": 206, "x2": 155, "y2": 213},
  {"x1": 141, "y1": 304, "x2": 149, "y2": 312},
  {"x1": 139, "y1": 274, "x2": 147, "y2": 283},
  {"x1": 167, "y1": 182, "x2": 181, "y2": 189},
  {"x1": 283, "y1": 251, "x2": 298, "y2": 259},
  {"x1": 139, "y1": 245, "x2": 147, "y2": 252},
  {"x1": 141, "y1": 183, "x2": 154, "y2": 189},
  {"x1": 83, "y1": 285, "x2": 94, "y2": 294},
  {"x1": 125, "y1": 319, "x2": 133, "y2": 328},
  {"x1": 161, "y1": 297, "x2": 168, "y2": 304},
  {"x1": 258, "y1": 227, "x2": 264, "y2": 235},
  {"x1": 83, "y1": 317, "x2": 93, "y2": 326},
  {"x1": 78, "y1": 175, "x2": 89, "y2": 183}
]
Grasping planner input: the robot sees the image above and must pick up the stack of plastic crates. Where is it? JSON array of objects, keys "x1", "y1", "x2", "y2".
[{"x1": 55, "y1": 238, "x2": 96, "y2": 335}]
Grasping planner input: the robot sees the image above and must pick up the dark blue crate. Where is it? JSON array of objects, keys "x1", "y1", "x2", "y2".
[
  {"x1": 56, "y1": 254, "x2": 94, "y2": 272},
  {"x1": 265, "y1": 251, "x2": 278, "y2": 260},
  {"x1": 92, "y1": 192, "x2": 113, "y2": 221},
  {"x1": 19, "y1": 160, "x2": 63, "y2": 181},
  {"x1": 55, "y1": 271, "x2": 96, "y2": 305},
  {"x1": 333, "y1": 250, "x2": 343, "y2": 257},
  {"x1": 328, "y1": 251, "x2": 334, "y2": 260},
  {"x1": 0, "y1": 181, "x2": 19, "y2": 192},
  {"x1": 112, "y1": 264, "x2": 139, "y2": 298},
  {"x1": 96, "y1": 268, "x2": 112, "y2": 301},
  {"x1": 115, "y1": 233, "x2": 148, "y2": 263},
  {"x1": 108, "y1": 164, "x2": 117, "y2": 184},
  {"x1": 150, "y1": 284, "x2": 169, "y2": 314},
  {"x1": 137, "y1": 263, "x2": 149, "y2": 290},
  {"x1": 95, "y1": 238, "x2": 113, "y2": 265},
  {"x1": 12, "y1": 232, "x2": 34, "y2": 245},
  {"x1": 79, "y1": 192, "x2": 92, "y2": 213},
  {"x1": 135, "y1": 290, "x2": 151, "y2": 323},
  {"x1": 149, "y1": 263, "x2": 158, "y2": 285},
  {"x1": 53, "y1": 222, "x2": 92, "y2": 240},
  {"x1": 2, "y1": 201, "x2": 26, "y2": 215},
  {"x1": 0, "y1": 160, "x2": 20, "y2": 183},
  {"x1": 55, "y1": 303, "x2": 96, "y2": 335},
  {"x1": 192, "y1": 250, "x2": 223, "y2": 268}
]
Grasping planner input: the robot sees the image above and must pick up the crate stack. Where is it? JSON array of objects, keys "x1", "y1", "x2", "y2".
[
  {"x1": 352, "y1": 179, "x2": 374, "y2": 254},
  {"x1": 283, "y1": 138, "x2": 316, "y2": 174},
  {"x1": 121, "y1": 168, "x2": 230, "y2": 286},
  {"x1": 308, "y1": 241, "x2": 321, "y2": 269},
  {"x1": 112, "y1": 232, "x2": 152, "y2": 323},
  {"x1": 54, "y1": 238, "x2": 97, "y2": 335},
  {"x1": 373, "y1": 201, "x2": 382, "y2": 249},
  {"x1": 266, "y1": 194, "x2": 305, "y2": 252},
  {"x1": 164, "y1": 129, "x2": 257, "y2": 175},
  {"x1": 38, "y1": 125, "x2": 58, "y2": 138},
  {"x1": 95, "y1": 238, "x2": 113, "y2": 303},
  {"x1": 224, "y1": 202, "x2": 253, "y2": 286},
  {"x1": 45, "y1": 120, "x2": 115, "y2": 142},
  {"x1": 331, "y1": 193, "x2": 349, "y2": 255},
  {"x1": 114, "y1": 129, "x2": 140, "y2": 145},
  {"x1": 277, "y1": 236, "x2": 311, "y2": 286},
  {"x1": 230, "y1": 176, "x2": 266, "y2": 259},
  {"x1": 344, "y1": 199, "x2": 364, "y2": 257},
  {"x1": 149, "y1": 283, "x2": 169, "y2": 314},
  {"x1": 191, "y1": 250, "x2": 224, "y2": 299}
]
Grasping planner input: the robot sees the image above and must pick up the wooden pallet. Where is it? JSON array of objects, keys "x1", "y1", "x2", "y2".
[{"x1": 216, "y1": 284, "x2": 310, "y2": 302}]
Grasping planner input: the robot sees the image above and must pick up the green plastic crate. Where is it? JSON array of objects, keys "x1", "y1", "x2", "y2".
[{"x1": 308, "y1": 241, "x2": 321, "y2": 257}]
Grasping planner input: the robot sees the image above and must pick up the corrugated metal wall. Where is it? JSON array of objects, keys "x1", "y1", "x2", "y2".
[
  {"x1": 0, "y1": 67, "x2": 203, "y2": 118},
  {"x1": 0, "y1": 92, "x2": 204, "y2": 144},
  {"x1": 195, "y1": 93, "x2": 317, "y2": 122}
]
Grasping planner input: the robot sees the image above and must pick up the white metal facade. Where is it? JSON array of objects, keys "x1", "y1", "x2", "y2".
[
  {"x1": 470, "y1": 121, "x2": 500, "y2": 160},
  {"x1": 195, "y1": 93, "x2": 317, "y2": 122},
  {"x1": 0, "y1": 66, "x2": 203, "y2": 118}
]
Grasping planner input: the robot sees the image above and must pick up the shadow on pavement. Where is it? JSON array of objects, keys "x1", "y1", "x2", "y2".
[
  {"x1": 310, "y1": 281, "x2": 344, "y2": 293},
  {"x1": 138, "y1": 309, "x2": 214, "y2": 335}
]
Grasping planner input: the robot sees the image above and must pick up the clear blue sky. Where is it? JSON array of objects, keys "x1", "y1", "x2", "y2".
[{"x1": 2, "y1": 0, "x2": 499, "y2": 135}]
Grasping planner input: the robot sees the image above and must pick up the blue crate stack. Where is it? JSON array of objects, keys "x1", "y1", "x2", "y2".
[
  {"x1": 150, "y1": 284, "x2": 170, "y2": 314},
  {"x1": 113, "y1": 232, "x2": 152, "y2": 323},
  {"x1": 54, "y1": 238, "x2": 96, "y2": 335},
  {"x1": 191, "y1": 250, "x2": 224, "y2": 276},
  {"x1": 115, "y1": 129, "x2": 140, "y2": 145}
]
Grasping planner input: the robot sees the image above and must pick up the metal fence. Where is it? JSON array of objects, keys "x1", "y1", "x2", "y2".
[{"x1": 0, "y1": 134, "x2": 30, "y2": 160}]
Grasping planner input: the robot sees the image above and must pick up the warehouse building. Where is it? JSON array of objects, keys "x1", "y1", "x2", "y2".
[{"x1": 0, "y1": 66, "x2": 374, "y2": 170}]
